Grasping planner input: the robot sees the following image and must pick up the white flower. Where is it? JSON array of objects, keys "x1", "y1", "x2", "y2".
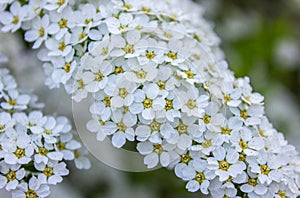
[
  {"x1": 207, "y1": 147, "x2": 245, "y2": 182},
  {"x1": 65, "y1": 70, "x2": 88, "y2": 102},
  {"x1": 211, "y1": 81, "x2": 242, "y2": 107},
  {"x1": 55, "y1": 133, "x2": 81, "y2": 160},
  {"x1": 0, "y1": 162, "x2": 25, "y2": 191},
  {"x1": 102, "y1": 110, "x2": 136, "y2": 148},
  {"x1": 110, "y1": 30, "x2": 144, "y2": 58},
  {"x1": 137, "y1": 140, "x2": 177, "y2": 168},
  {"x1": 12, "y1": 176, "x2": 50, "y2": 198},
  {"x1": 175, "y1": 158, "x2": 214, "y2": 194},
  {"x1": 130, "y1": 83, "x2": 165, "y2": 120},
  {"x1": 181, "y1": 86, "x2": 209, "y2": 117},
  {"x1": 45, "y1": 32, "x2": 73, "y2": 57},
  {"x1": 0, "y1": 112, "x2": 13, "y2": 132},
  {"x1": 0, "y1": 2, "x2": 28, "y2": 32},
  {"x1": 230, "y1": 104, "x2": 264, "y2": 126},
  {"x1": 2, "y1": 127, "x2": 34, "y2": 165},
  {"x1": 44, "y1": 0, "x2": 69, "y2": 13},
  {"x1": 230, "y1": 127, "x2": 265, "y2": 156},
  {"x1": 249, "y1": 152, "x2": 283, "y2": 185},
  {"x1": 74, "y1": 3, "x2": 103, "y2": 27},
  {"x1": 104, "y1": 77, "x2": 137, "y2": 108},
  {"x1": 69, "y1": 26, "x2": 89, "y2": 44},
  {"x1": 106, "y1": 13, "x2": 135, "y2": 34},
  {"x1": 81, "y1": 55, "x2": 112, "y2": 93},
  {"x1": 167, "y1": 115, "x2": 200, "y2": 150},
  {"x1": 1, "y1": 89, "x2": 30, "y2": 110},
  {"x1": 45, "y1": 57, "x2": 77, "y2": 85},
  {"x1": 198, "y1": 102, "x2": 225, "y2": 132},
  {"x1": 73, "y1": 148, "x2": 91, "y2": 170},
  {"x1": 48, "y1": 6, "x2": 75, "y2": 40},
  {"x1": 240, "y1": 175, "x2": 268, "y2": 196},
  {"x1": 86, "y1": 118, "x2": 107, "y2": 141},
  {"x1": 135, "y1": 119, "x2": 163, "y2": 143},
  {"x1": 124, "y1": 61, "x2": 158, "y2": 83},
  {"x1": 36, "y1": 161, "x2": 69, "y2": 185},
  {"x1": 155, "y1": 91, "x2": 181, "y2": 122},
  {"x1": 24, "y1": 14, "x2": 53, "y2": 49}
]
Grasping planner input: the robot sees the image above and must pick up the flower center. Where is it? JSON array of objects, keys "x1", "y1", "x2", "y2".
[
  {"x1": 58, "y1": 18, "x2": 67, "y2": 28},
  {"x1": 78, "y1": 32, "x2": 87, "y2": 40},
  {"x1": 150, "y1": 121, "x2": 161, "y2": 131},
  {"x1": 12, "y1": 16, "x2": 19, "y2": 24},
  {"x1": 167, "y1": 51, "x2": 177, "y2": 60},
  {"x1": 135, "y1": 70, "x2": 147, "y2": 79},
  {"x1": 185, "y1": 70, "x2": 194, "y2": 79},
  {"x1": 141, "y1": 7, "x2": 151, "y2": 13},
  {"x1": 0, "y1": 125, "x2": 5, "y2": 131},
  {"x1": 85, "y1": 19, "x2": 93, "y2": 25},
  {"x1": 143, "y1": 98, "x2": 153, "y2": 108},
  {"x1": 219, "y1": 160, "x2": 230, "y2": 171},
  {"x1": 260, "y1": 164, "x2": 270, "y2": 175},
  {"x1": 195, "y1": 172, "x2": 205, "y2": 183},
  {"x1": 44, "y1": 129, "x2": 52, "y2": 135},
  {"x1": 248, "y1": 178, "x2": 257, "y2": 186},
  {"x1": 94, "y1": 71, "x2": 104, "y2": 82},
  {"x1": 153, "y1": 144, "x2": 163, "y2": 154},
  {"x1": 64, "y1": 62, "x2": 71, "y2": 72},
  {"x1": 8, "y1": 99, "x2": 17, "y2": 106},
  {"x1": 277, "y1": 190, "x2": 287, "y2": 198},
  {"x1": 157, "y1": 81, "x2": 166, "y2": 90},
  {"x1": 14, "y1": 148, "x2": 25, "y2": 158},
  {"x1": 239, "y1": 140, "x2": 248, "y2": 150},
  {"x1": 221, "y1": 127, "x2": 231, "y2": 135},
  {"x1": 103, "y1": 97, "x2": 111, "y2": 107},
  {"x1": 202, "y1": 139, "x2": 212, "y2": 148},
  {"x1": 56, "y1": 0, "x2": 65, "y2": 6},
  {"x1": 180, "y1": 154, "x2": 191, "y2": 164},
  {"x1": 203, "y1": 115, "x2": 211, "y2": 124},
  {"x1": 224, "y1": 94, "x2": 231, "y2": 102},
  {"x1": 239, "y1": 153, "x2": 246, "y2": 162},
  {"x1": 6, "y1": 170, "x2": 16, "y2": 181},
  {"x1": 187, "y1": 99, "x2": 197, "y2": 109},
  {"x1": 240, "y1": 110, "x2": 248, "y2": 120},
  {"x1": 58, "y1": 41, "x2": 66, "y2": 51},
  {"x1": 43, "y1": 166, "x2": 53, "y2": 177},
  {"x1": 38, "y1": 147, "x2": 48, "y2": 156},
  {"x1": 259, "y1": 129, "x2": 265, "y2": 137},
  {"x1": 118, "y1": 88, "x2": 128, "y2": 98},
  {"x1": 39, "y1": 27, "x2": 45, "y2": 37},
  {"x1": 177, "y1": 123, "x2": 188, "y2": 134},
  {"x1": 123, "y1": 3, "x2": 132, "y2": 10},
  {"x1": 56, "y1": 142, "x2": 65, "y2": 150},
  {"x1": 117, "y1": 122, "x2": 127, "y2": 132},
  {"x1": 123, "y1": 44, "x2": 134, "y2": 54},
  {"x1": 165, "y1": 99, "x2": 173, "y2": 110},
  {"x1": 101, "y1": 47, "x2": 108, "y2": 55},
  {"x1": 114, "y1": 66, "x2": 124, "y2": 75},
  {"x1": 26, "y1": 189, "x2": 37, "y2": 198},
  {"x1": 74, "y1": 150, "x2": 80, "y2": 158},
  {"x1": 146, "y1": 51, "x2": 156, "y2": 60},
  {"x1": 123, "y1": 106, "x2": 129, "y2": 113},
  {"x1": 77, "y1": 79, "x2": 85, "y2": 89},
  {"x1": 119, "y1": 24, "x2": 128, "y2": 30}
]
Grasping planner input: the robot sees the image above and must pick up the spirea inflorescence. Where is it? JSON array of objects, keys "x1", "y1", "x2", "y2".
[
  {"x1": 1, "y1": 0, "x2": 300, "y2": 197},
  {"x1": 0, "y1": 67, "x2": 90, "y2": 198}
]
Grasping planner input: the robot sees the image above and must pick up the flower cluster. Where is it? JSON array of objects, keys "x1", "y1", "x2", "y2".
[
  {"x1": 1, "y1": 0, "x2": 300, "y2": 197},
  {"x1": 0, "y1": 67, "x2": 90, "y2": 198}
]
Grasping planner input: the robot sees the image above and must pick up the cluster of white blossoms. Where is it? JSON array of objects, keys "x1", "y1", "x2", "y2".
[
  {"x1": 0, "y1": 67, "x2": 90, "y2": 198},
  {"x1": 1, "y1": 0, "x2": 300, "y2": 197}
]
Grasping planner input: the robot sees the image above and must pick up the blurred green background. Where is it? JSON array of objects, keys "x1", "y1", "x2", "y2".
[{"x1": 0, "y1": 0, "x2": 299, "y2": 197}]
